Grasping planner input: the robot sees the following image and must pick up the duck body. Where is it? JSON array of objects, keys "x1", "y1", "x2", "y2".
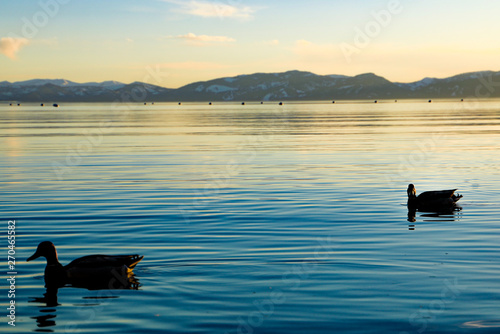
[
  {"x1": 407, "y1": 184, "x2": 462, "y2": 212},
  {"x1": 27, "y1": 241, "x2": 143, "y2": 289}
]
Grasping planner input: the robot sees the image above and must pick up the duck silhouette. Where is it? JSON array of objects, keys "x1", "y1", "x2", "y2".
[
  {"x1": 27, "y1": 241, "x2": 144, "y2": 289},
  {"x1": 407, "y1": 184, "x2": 463, "y2": 212}
]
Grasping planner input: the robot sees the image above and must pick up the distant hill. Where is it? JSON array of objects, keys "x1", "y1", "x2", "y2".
[
  {"x1": 0, "y1": 80, "x2": 171, "y2": 103},
  {"x1": 2, "y1": 70, "x2": 500, "y2": 102}
]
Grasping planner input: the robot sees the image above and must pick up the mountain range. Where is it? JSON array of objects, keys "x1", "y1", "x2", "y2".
[{"x1": 2, "y1": 70, "x2": 500, "y2": 102}]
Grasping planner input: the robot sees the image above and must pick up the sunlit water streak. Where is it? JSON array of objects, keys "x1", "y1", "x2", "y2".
[{"x1": 1, "y1": 100, "x2": 500, "y2": 333}]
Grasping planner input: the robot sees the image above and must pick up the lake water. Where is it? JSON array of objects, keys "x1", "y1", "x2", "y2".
[{"x1": 1, "y1": 100, "x2": 500, "y2": 333}]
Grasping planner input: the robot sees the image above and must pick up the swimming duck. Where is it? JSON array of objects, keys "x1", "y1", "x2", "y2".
[
  {"x1": 27, "y1": 241, "x2": 144, "y2": 289},
  {"x1": 407, "y1": 184, "x2": 462, "y2": 212}
]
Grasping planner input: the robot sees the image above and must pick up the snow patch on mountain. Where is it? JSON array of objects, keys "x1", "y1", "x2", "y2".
[
  {"x1": 401, "y1": 77, "x2": 437, "y2": 91},
  {"x1": 89, "y1": 81, "x2": 126, "y2": 90},
  {"x1": 263, "y1": 93, "x2": 274, "y2": 101},
  {"x1": 206, "y1": 85, "x2": 238, "y2": 93},
  {"x1": 328, "y1": 74, "x2": 349, "y2": 79},
  {"x1": 12, "y1": 79, "x2": 79, "y2": 87}
]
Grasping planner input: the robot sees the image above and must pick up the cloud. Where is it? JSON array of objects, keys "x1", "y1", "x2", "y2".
[
  {"x1": 0, "y1": 37, "x2": 29, "y2": 60},
  {"x1": 170, "y1": 33, "x2": 236, "y2": 45},
  {"x1": 165, "y1": 0, "x2": 257, "y2": 19}
]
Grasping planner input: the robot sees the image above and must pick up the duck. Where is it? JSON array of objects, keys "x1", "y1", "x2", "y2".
[
  {"x1": 27, "y1": 241, "x2": 144, "y2": 289},
  {"x1": 407, "y1": 184, "x2": 462, "y2": 212}
]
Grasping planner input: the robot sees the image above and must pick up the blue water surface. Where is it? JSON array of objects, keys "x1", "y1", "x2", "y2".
[{"x1": 1, "y1": 100, "x2": 500, "y2": 333}]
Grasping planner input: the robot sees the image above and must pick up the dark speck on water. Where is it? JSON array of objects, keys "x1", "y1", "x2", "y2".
[{"x1": 3, "y1": 100, "x2": 500, "y2": 333}]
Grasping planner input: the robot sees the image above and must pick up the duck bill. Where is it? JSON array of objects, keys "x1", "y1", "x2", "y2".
[{"x1": 27, "y1": 251, "x2": 41, "y2": 262}]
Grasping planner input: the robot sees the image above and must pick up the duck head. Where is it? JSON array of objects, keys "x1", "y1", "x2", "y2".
[
  {"x1": 407, "y1": 184, "x2": 419, "y2": 210},
  {"x1": 407, "y1": 184, "x2": 417, "y2": 199},
  {"x1": 27, "y1": 241, "x2": 60, "y2": 265}
]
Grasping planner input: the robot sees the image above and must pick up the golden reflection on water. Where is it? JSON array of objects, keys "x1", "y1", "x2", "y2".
[{"x1": 4, "y1": 136, "x2": 23, "y2": 157}]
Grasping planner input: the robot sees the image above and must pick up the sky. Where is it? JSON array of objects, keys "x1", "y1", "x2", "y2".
[{"x1": 1, "y1": 0, "x2": 500, "y2": 88}]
